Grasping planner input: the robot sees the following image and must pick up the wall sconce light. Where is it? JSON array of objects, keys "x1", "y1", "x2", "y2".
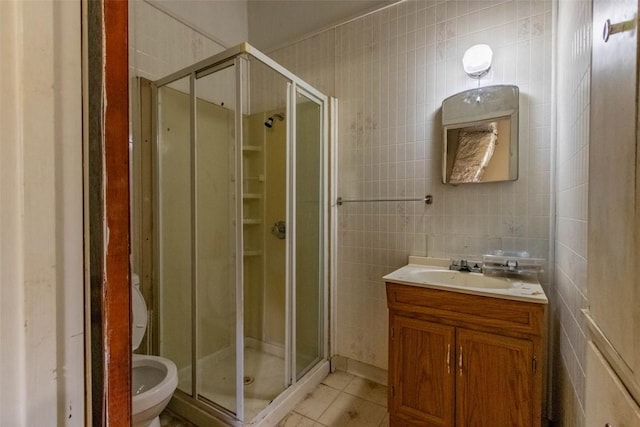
[{"x1": 462, "y1": 44, "x2": 493, "y2": 78}]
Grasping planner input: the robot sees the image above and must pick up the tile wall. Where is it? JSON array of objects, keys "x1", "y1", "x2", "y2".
[
  {"x1": 554, "y1": 0, "x2": 591, "y2": 423},
  {"x1": 128, "y1": 1, "x2": 228, "y2": 275},
  {"x1": 128, "y1": 1, "x2": 225, "y2": 83},
  {"x1": 271, "y1": 0, "x2": 553, "y2": 372},
  {"x1": 130, "y1": 1, "x2": 591, "y2": 422}
]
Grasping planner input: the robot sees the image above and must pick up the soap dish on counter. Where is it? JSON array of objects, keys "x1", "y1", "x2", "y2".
[{"x1": 482, "y1": 251, "x2": 544, "y2": 276}]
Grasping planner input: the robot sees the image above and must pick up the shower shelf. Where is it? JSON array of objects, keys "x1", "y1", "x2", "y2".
[
  {"x1": 242, "y1": 145, "x2": 262, "y2": 152},
  {"x1": 242, "y1": 193, "x2": 262, "y2": 200},
  {"x1": 242, "y1": 219, "x2": 262, "y2": 225},
  {"x1": 243, "y1": 250, "x2": 262, "y2": 257}
]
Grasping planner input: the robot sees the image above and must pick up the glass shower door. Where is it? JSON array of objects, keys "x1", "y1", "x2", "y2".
[
  {"x1": 156, "y1": 76, "x2": 194, "y2": 395},
  {"x1": 294, "y1": 89, "x2": 325, "y2": 379},
  {"x1": 194, "y1": 63, "x2": 238, "y2": 414},
  {"x1": 242, "y1": 56, "x2": 290, "y2": 420}
]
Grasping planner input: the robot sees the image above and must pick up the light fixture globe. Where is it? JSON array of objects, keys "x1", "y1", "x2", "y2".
[{"x1": 462, "y1": 44, "x2": 493, "y2": 78}]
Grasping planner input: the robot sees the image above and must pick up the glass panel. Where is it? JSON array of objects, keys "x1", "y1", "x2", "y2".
[
  {"x1": 194, "y1": 65, "x2": 238, "y2": 414},
  {"x1": 294, "y1": 91, "x2": 323, "y2": 379},
  {"x1": 243, "y1": 57, "x2": 290, "y2": 420},
  {"x1": 157, "y1": 77, "x2": 193, "y2": 395}
]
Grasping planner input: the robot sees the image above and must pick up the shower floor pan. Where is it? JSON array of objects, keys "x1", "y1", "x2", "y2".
[{"x1": 177, "y1": 346, "x2": 287, "y2": 421}]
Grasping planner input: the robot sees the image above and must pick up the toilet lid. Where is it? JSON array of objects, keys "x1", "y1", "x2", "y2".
[{"x1": 132, "y1": 285, "x2": 147, "y2": 350}]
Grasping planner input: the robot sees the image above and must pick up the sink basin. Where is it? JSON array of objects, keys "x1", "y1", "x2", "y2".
[
  {"x1": 383, "y1": 257, "x2": 548, "y2": 303},
  {"x1": 405, "y1": 269, "x2": 513, "y2": 289}
]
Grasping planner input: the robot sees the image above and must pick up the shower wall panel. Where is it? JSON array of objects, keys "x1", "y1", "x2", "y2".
[
  {"x1": 196, "y1": 99, "x2": 235, "y2": 360},
  {"x1": 263, "y1": 110, "x2": 287, "y2": 347},
  {"x1": 158, "y1": 86, "x2": 193, "y2": 383},
  {"x1": 158, "y1": 86, "x2": 236, "y2": 382}
]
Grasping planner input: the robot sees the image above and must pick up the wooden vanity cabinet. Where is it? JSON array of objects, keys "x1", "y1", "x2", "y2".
[
  {"x1": 386, "y1": 282, "x2": 546, "y2": 427},
  {"x1": 390, "y1": 316, "x2": 455, "y2": 426}
]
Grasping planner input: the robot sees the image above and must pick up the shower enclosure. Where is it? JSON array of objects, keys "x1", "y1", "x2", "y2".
[{"x1": 150, "y1": 43, "x2": 329, "y2": 424}]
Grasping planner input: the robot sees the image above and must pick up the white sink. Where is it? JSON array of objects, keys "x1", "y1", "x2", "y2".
[
  {"x1": 405, "y1": 269, "x2": 513, "y2": 289},
  {"x1": 383, "y1": 257, "x2": 548, "y2": 304}
]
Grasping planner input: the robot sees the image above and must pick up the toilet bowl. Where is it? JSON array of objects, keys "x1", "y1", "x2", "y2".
[
  {"x1": 132, "y1": 354, "x2": 178, "y2": 427},
  {"x1": 131, "y1": 274, "x2": 178, "y2": 427}
]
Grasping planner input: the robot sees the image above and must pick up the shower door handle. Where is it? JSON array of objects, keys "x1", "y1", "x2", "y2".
[{"x1": 271, "y1": 220, "x2": 286, "y2": 239}]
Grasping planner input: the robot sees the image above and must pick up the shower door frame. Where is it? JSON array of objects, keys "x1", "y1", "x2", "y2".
[{"x1": 152, "y1": 42, "x2": 330, "y2": 423}]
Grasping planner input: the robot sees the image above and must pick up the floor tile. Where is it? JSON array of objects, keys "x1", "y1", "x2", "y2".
[
  {"x1": 378, "y1": 413, "x2": 390, "y2": 426},
  {"x1": 293, "y1": 383, "x2": 340, "y2": 420},
  {"x1": 159, "y1": 410, "x2": 197, "y2": 427},
  {"x1": 316, "y1": 392, "x2": 387, "y2": 427},
  {"x1": 321, "y1": 371, "x2": 354, "y2": 391},
  {"x1": 344, "y1": 376, "x2": 388, "y2": 406},
  {"x1": 277, "y1": 412, "x2": 318, "y2": 427}
]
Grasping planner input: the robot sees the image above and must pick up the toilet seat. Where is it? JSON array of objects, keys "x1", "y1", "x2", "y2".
[{"x1": 132, "y1": 277, "x2": 147, "y2": 350}]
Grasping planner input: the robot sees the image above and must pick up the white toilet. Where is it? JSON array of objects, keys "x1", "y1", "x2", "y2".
[{"x1": 131, "y1": 274, "x2": 178, "y2": 427}]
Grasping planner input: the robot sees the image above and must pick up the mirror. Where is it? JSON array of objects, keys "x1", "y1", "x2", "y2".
[{"x1": 442, "y1": 85, "x2": 519, "y2": 184}]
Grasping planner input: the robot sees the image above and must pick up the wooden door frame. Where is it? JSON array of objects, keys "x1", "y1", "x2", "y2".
[{"x1": 87, "y1": 0, "x2": 131, "y2": 424}]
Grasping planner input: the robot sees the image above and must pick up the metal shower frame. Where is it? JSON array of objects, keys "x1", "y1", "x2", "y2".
[{"x1": 152, "y1": 42, "x2": 330, "y2": 423}]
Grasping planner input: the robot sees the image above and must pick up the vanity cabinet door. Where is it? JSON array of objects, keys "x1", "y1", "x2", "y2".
[
  {"x1": 390, "y1": 315, "x2": 455, "y2": 426},
  {"x1": 456, "y1": 328, "x2": 534, "y2": 426}
]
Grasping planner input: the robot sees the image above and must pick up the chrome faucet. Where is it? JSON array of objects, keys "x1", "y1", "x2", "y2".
[{"x1": 449, "y1": 258, "x2": 482, "y2": 273}]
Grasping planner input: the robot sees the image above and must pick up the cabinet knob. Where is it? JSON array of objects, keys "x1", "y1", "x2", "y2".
[{"x1": 605, "y1": 424, "x2": 613, "y2": 427}]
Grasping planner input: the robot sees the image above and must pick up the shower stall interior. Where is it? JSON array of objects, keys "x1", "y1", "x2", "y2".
[{"x1": 147, "y1": 43, "x2": 329, "y2": 424}]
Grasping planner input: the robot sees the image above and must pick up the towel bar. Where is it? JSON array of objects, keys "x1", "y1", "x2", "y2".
[{"x1": 336, "y1": 195, "x2": 433, "y2": 206}]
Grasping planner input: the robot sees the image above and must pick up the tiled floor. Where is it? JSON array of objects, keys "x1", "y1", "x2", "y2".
[
  {"x1": 160, "y1": 371, "x2": 389, "y2": 427},
  {"x1": 277, "y1": 371, "x2": 389, "y2": 427},
  {"x1": 160, "y1": 410, "x2": 197, "y2": 427}
]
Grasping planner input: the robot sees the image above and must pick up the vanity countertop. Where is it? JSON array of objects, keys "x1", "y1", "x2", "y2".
[{"x1": 383, "y1": 256, "x2": 548, "y2": 304}]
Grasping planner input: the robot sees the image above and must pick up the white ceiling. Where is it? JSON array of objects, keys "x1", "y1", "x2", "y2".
[
  {"x1": 144, "y1": 0, "x2": 398, "y2": 52},
  {"x1": 247, "y1": 1, "x2": 398, "y2": 51}
]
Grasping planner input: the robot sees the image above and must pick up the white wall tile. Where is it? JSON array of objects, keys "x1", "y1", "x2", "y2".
[
  {"x1": 128, "y1": 0, "x2": 227, "y2": 120},
  {"x1": 270, "y1": 0, "x2": 553, "y2": 370},
  {"x1": 555, "y1": 0, "x2": 591, "y2": 421}
]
